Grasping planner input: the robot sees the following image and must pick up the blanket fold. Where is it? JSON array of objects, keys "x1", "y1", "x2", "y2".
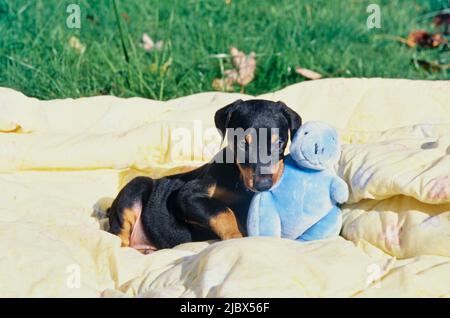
[{"x1": 0, "y1": 78, "x2": 449, "y2": 297}]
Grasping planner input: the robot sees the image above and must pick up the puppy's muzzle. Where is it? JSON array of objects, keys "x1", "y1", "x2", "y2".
[{"x1": 253, "y1": 175, "x2": 273, "y2": 192}]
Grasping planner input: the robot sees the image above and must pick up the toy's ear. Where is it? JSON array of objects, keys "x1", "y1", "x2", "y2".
[
  {"x1": 214, "y1": 99, "x2": 243, "y2": 140},
  {"x1": 277, "y1": 101, "x2": 302, "y2": 140}
]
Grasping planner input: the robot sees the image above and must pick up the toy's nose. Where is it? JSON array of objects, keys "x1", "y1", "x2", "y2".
[{"x1": 314, "y1": 143, "x2": 325, "y2": 155}]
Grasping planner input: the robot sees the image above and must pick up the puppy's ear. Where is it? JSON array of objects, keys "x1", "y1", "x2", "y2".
[
  {"x1": 214, "y1": 99, "x2": 243, "y2": 139},
  {"x1": 278, "y1": 101, "x2": 302, "y2": 139}
]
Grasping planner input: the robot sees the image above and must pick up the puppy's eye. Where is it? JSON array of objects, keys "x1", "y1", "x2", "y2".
[{"x1": 272, "y1": 139, "x2": 284, "y2": 150}]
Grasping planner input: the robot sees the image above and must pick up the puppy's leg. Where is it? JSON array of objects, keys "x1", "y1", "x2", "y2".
[
  {"x1": 208, "y1": 206, "x2": 243, "y2": 240},
  {"x1": 176, "y1": 178, "x2": 243, "y2": 240},
  {"x1": 109, "y1": 177, "x2": 153, "y2": 247}
]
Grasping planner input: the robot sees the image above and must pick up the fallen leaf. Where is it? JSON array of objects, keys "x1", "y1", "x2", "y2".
[
  {"x1": 224, "y1": 69, "x2": 238, "y2": 81},
  {"x1": 406, "y1": 30, "x2": 447, "y2": 48},
  {"x1": 414, "y1": 60, "x2": 442, "y2": 72},
  {"x1": 212, "y1": 69, "x2": 238, "y2": 91},
  {"x1": 433, "y1": 12, "x2": 450, "y2": 34},
  {"x1": 68, "y1": 36, "x2": 86, "y2": 54},
  {"x1": 295, "y1": 66, "x2": 323, "y2": 80},
  {"x1": 211, "y1": 47, "x2": 256, "y2": 92},
  {"x1": 406, "y1": 30, "x2": 429, "y2": 47},
  {"x1": 212, "y1": 77, "x2": 235, "y2": 92},
  {"x1": 161, "y1": 57, "x2": 173, "y2": 75},
  {"x1": 141, "y1": 33, "x2": 164, "y2": 53},
  {"x1": 430, "y1": 33, "x2": 447, "y2": 47},
  {"x1": 149, "y1": 58, "x2": 173, "y2": 76},
  {"x1": 412, "y1": 58, "x2": 450, "y2": 72},
  {"x1": 230, "y1": 47, "x2": 256, "y2": 86},
  {"x1": 121, "y1": 12, "x2": 130, "y2": 23}
]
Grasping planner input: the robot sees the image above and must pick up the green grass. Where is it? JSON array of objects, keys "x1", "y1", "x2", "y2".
[{"x1": 0, "y1": 0, "x2": 448, "y2": 100}]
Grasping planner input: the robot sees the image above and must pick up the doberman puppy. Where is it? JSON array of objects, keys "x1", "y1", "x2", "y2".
[{"x1": 108, "y1": 99, "x2": 302, "y2": 252}]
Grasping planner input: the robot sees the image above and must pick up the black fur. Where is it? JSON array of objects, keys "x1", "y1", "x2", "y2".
[{"x1": 108, "y1": 99, "x2": 302, "y2": 249}]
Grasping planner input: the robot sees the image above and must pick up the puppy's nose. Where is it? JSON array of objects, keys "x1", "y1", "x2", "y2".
[{"x1": 255, "y1": 178, "x2": 273, "y2": 192}]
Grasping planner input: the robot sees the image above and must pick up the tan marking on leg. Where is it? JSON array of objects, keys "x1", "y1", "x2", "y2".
[
  {"x1": 209, "y1": 208, "x2": 243, "y2": 240},
  {"x1": 118, "y1": 208, "x2": 137, "y2": 247}
]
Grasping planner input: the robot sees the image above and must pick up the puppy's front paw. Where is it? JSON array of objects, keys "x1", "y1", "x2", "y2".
[
  {"x1": 223, "y1": 231, "x2": 244, "y2": 240},
  {"x1": 210, "y1": 208, "x2": 244, "y2": 240}
]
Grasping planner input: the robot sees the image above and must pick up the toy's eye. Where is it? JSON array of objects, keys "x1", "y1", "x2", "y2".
[{"x1": 304, "y1": 132, "x2": 308, "y2": 135}]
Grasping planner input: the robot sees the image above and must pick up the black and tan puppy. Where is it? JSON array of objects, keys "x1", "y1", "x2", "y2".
[{"x1": 108, "y1": 99, "x2": 302, "y2": 251}]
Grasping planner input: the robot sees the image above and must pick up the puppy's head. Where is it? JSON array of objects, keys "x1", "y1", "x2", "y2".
[{"x1": 215, "y1": 99, "x2": 302, "y2": 192}]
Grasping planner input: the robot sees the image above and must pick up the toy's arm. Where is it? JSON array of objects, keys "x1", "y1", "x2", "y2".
[
  {"x1": 247, "y1": 195, "x2": 282, "y2": 237},
  {"x1": 297, "y1": 206, "x2": 342, "y2": 241},
  {"x1": 330, "y1": 177, "x2": 349, "y2": 204}
]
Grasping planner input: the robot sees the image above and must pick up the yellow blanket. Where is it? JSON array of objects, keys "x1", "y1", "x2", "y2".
[{"x1": 0, "y1": 78, "x2": 449, "y2": 297}]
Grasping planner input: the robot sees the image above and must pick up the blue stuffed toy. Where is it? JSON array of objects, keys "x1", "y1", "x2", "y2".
[{"x1": 247, "y1": 121, "x2": 349, "y2": 241}]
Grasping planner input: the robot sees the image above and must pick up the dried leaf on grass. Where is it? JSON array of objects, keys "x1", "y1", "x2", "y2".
[
  {"x1": 412, "y1": 58, "x2": 450, "y2": 72},
  {"x1": 150, "y1": 58, "x2": 173, "y2": 75},
  {"x1": 212, "y1": 47, "x2": 256, "y2": 92},
  {"x1": 406, "y1": 30, "x2": 447, "y2": 48},
  {"x1": 161, "y1": 57, "x2": 173, "y2": 75},
  {"x1": 141, "y1": 33, "x2": 164, "y2": 53},
  {"x1": 68, "y1": 36, "x2": 86, "y2": 54},
  {"x1": 295, "y1": 67, "x2": 323, "y2": 80},
  {"x1": 212, "y1": 77, "x2": 235, "y2": 92},
  {"x1": 121, "y1": 12, "x2": 130, "y2": 23},
  {"x1": 230, "y1": 47, "x2": 256, "y2": 86},
  {"x1": 433, "y1": 12, "x2": 450, "y2": 34}
]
